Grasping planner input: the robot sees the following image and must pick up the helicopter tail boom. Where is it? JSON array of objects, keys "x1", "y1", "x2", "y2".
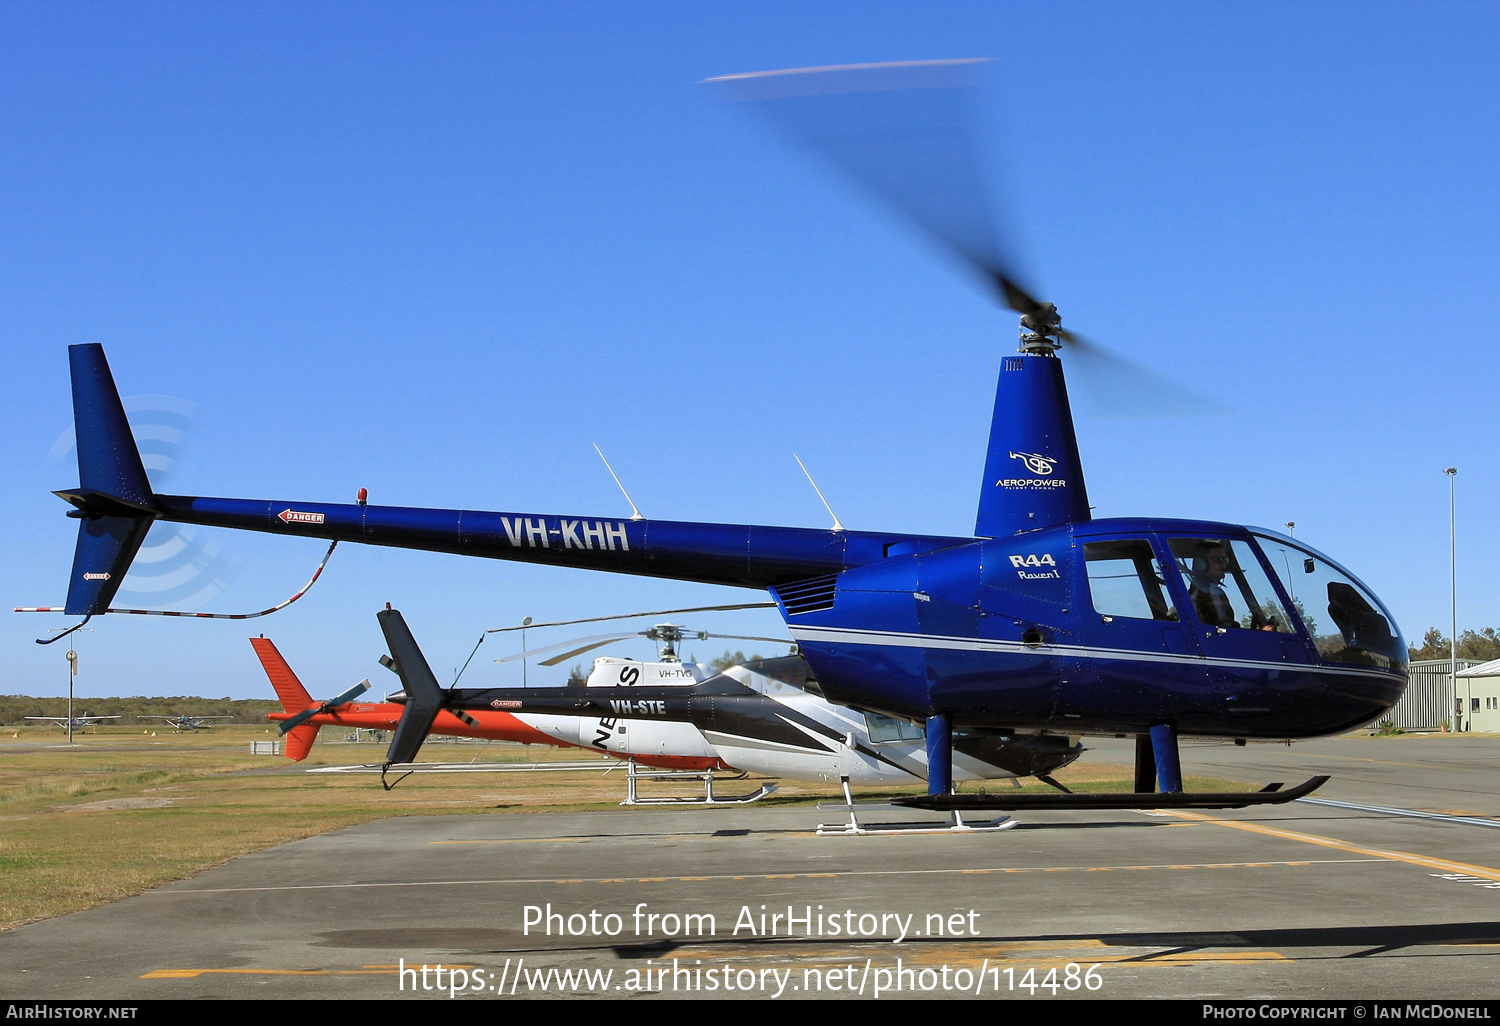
[{"x1": 148, "y1": 494, "x2": 966, "y2": 591}]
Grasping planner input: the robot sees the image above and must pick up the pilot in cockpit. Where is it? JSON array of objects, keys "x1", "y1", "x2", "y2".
[{"x1": 1188, "y1": 542, "x2": 1237, "y2": 627}]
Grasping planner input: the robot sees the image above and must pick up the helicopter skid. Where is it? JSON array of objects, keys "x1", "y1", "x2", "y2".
[
  {"x1": 816, "y1": 803, "x2": 1016, "y2": 836},
  {"x1": 895, "y1": 775, "x2": 1331, "y2": 812},
  {"x1": 621, "y1": 759, "x2": 777, "y2": 806},
  {"x1": 620, "y1": 784, "x2": 777, "y2": 807}
]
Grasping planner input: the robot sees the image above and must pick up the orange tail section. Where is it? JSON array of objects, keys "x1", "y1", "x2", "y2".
[{"x1": 250, "y1": 637, "x2": 321, "y2": 762}]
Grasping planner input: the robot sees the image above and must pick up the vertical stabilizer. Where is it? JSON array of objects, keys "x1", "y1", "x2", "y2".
[
  {"x1": 250, "y1": 637, "x2": 322, "y2": 761},
  {"x1": 70, "y1": 344, "x2": 154, "y2": 507},
  {"x1": 379, "y1": 608, "x2": 445, "y2": 766},
  {"x1": 974, "y1": 353, "x2": 1089, "y2": 537},
  {"x1": 56, "y1": 345, "x2": 160, "y2": 615},
  {"x1": 250, "y1": 637, "x2": 314, "y2": 713}
]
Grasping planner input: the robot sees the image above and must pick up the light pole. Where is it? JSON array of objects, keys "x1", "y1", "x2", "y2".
[
  {"x1": 1284, "y1": 521, "x2": 1296, "y2": 539},
  {"x1": 1445, "y1": 467, "x2": 1459, "y2": 731},
  {"x1": 46, "y1": 627, "x2": 91, "y2": 745},
  {"x1": 521, "y1": 616, "x2": 533, "y2": 687}
]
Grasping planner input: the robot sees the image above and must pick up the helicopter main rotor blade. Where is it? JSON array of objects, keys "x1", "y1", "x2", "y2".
[
  {"x1": 704, "y1": 59, "x2": 1043, "y2": 316},
  {"x1": 536, "y1": 638, "x2": 643, "y2": 667},
  {"x1": 485, "y1": 602, "x2": 775, "y2": 635},
  {"x1": 709, "y1": 60, "x2": 1230, "y2": 422},
  {"x1": 492, "y1": 632, "x2": 639, "y2": 665},
  {"x1": 1058, "y1": 329, "x2": 1234, "y2": 420},
  {"x1": 699, "y1": 632, "x2": 794, "y2": 646}
]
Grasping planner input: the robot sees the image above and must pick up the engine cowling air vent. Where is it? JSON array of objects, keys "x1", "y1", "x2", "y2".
[{"x1": 773, "y1": 575, "x2": 838, "y2": 616}]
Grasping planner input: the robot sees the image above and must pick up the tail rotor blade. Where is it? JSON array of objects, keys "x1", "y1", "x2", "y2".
[
  {"x1": 328, "y1": 679, "x2": 371, "y2": 708},
  {"x1": 277, "y1": 706, "x2": 320, "y2": 735},
  {"x1": 276, "y1": 678, "x2": 370, "y2": 735}
]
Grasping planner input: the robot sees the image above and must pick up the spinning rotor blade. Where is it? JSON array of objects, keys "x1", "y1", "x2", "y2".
[
  {"x1": 1059, "y1": 329, "x2": 1235, "y2": 420},
  {"x1": 708, "y1": 60, "x2": 1226, "y2": 421},
  {"x1": 705, "y1": 60, "x2": 1041, "y2": 316}
]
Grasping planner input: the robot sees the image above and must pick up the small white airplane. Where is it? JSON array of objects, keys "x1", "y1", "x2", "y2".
[
  {"x1": 137, "y1": 715, "x2": 233, "y2": 732},
  {"x1": 25, "y1": 713, "x2": 120, "y2": 731}
]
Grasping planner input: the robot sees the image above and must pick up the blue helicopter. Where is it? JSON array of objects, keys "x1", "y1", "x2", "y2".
[{"x1": 36, "y1": 61, "x2": 1405, "y2": 809}]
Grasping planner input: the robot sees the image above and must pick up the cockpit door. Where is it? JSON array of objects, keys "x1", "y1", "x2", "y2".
[
  {"x1": 1164, "y1": 535, "x2": 1313, "y2": 703},
  {"x1": 1068, "y1": 534, "x2": 1205, "y2": 723}
]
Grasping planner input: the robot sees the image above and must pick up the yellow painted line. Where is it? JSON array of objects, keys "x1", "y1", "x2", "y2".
[
  {"x1": 666, "y1": 946, "x2": 1286, "y2": 968},
  {"x1": 1134, "y1": 951, "x2": 1288, "y2": 963},
  {"x1": 429, "y1": 836, "x2": 593, "y2": 845},
  {"x1": 1163, "y1": 811, "x2": 1500, "y2": 882},
  {"x1": 1284, "y1": 752, "x2": 1462, "y2": 771},
  {"x1": 143, "y1": 965, "x2": 474, "y2": 979}
]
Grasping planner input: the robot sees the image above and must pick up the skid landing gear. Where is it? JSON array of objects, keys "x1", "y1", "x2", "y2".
[
  {"x1": 816, "y1": 777, "x2": 1016, "y2": 836},
  {"x1": 621, "y1": 757, "x2": 776, "y2": 806},
  {"x1": 899, "y1": 721, "x2": 1330, "y2": 813}
]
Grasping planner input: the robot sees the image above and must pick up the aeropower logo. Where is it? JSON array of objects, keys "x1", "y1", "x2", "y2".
[
  {"x1": 997, "y1": 451, "x2": 1068, "y2": 490},
  {"x1": 1007, "y1": 451, "x2": 1056, "y2": 476}
]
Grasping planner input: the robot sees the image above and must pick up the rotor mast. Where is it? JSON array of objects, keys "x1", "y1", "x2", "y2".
[{"x1": 1018, "y1": 302, "x2": 1063, "y2": 356}]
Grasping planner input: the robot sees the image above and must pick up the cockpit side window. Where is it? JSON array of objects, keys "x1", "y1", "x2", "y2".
[
  {"x1": 864, "y1": 712, "x2": 925, "y2": 743},
  {"x1": 1254, "y1": 535, "x2": 1404, "y2": 668},
  {"x1": 1083, "y1": 539, "x2": 1176, "y2": 621},
  {"x1": 1167, "y1": 537, "x2": 1296, "y2": 633}
]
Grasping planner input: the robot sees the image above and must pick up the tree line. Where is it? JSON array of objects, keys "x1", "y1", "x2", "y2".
[
  {"x1": 0, "y1": 695, "x2": 281, "y2": 726},
  {"x1": 1408, "y1": 627, "x2": 1500, "y2": 663}
]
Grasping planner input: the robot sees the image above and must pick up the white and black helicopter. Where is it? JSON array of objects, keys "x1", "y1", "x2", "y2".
[
  {"x1": 476, "y1": 615, "x2": 1083, "y2": 789},
  {"x1": 369, "y1": 607, "x2": 1083, "y2": 799}
]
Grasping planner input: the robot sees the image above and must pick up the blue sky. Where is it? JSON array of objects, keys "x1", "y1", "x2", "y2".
[{"x1": 5, "y1": 2, "x2": 1498, "y2": 699}]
